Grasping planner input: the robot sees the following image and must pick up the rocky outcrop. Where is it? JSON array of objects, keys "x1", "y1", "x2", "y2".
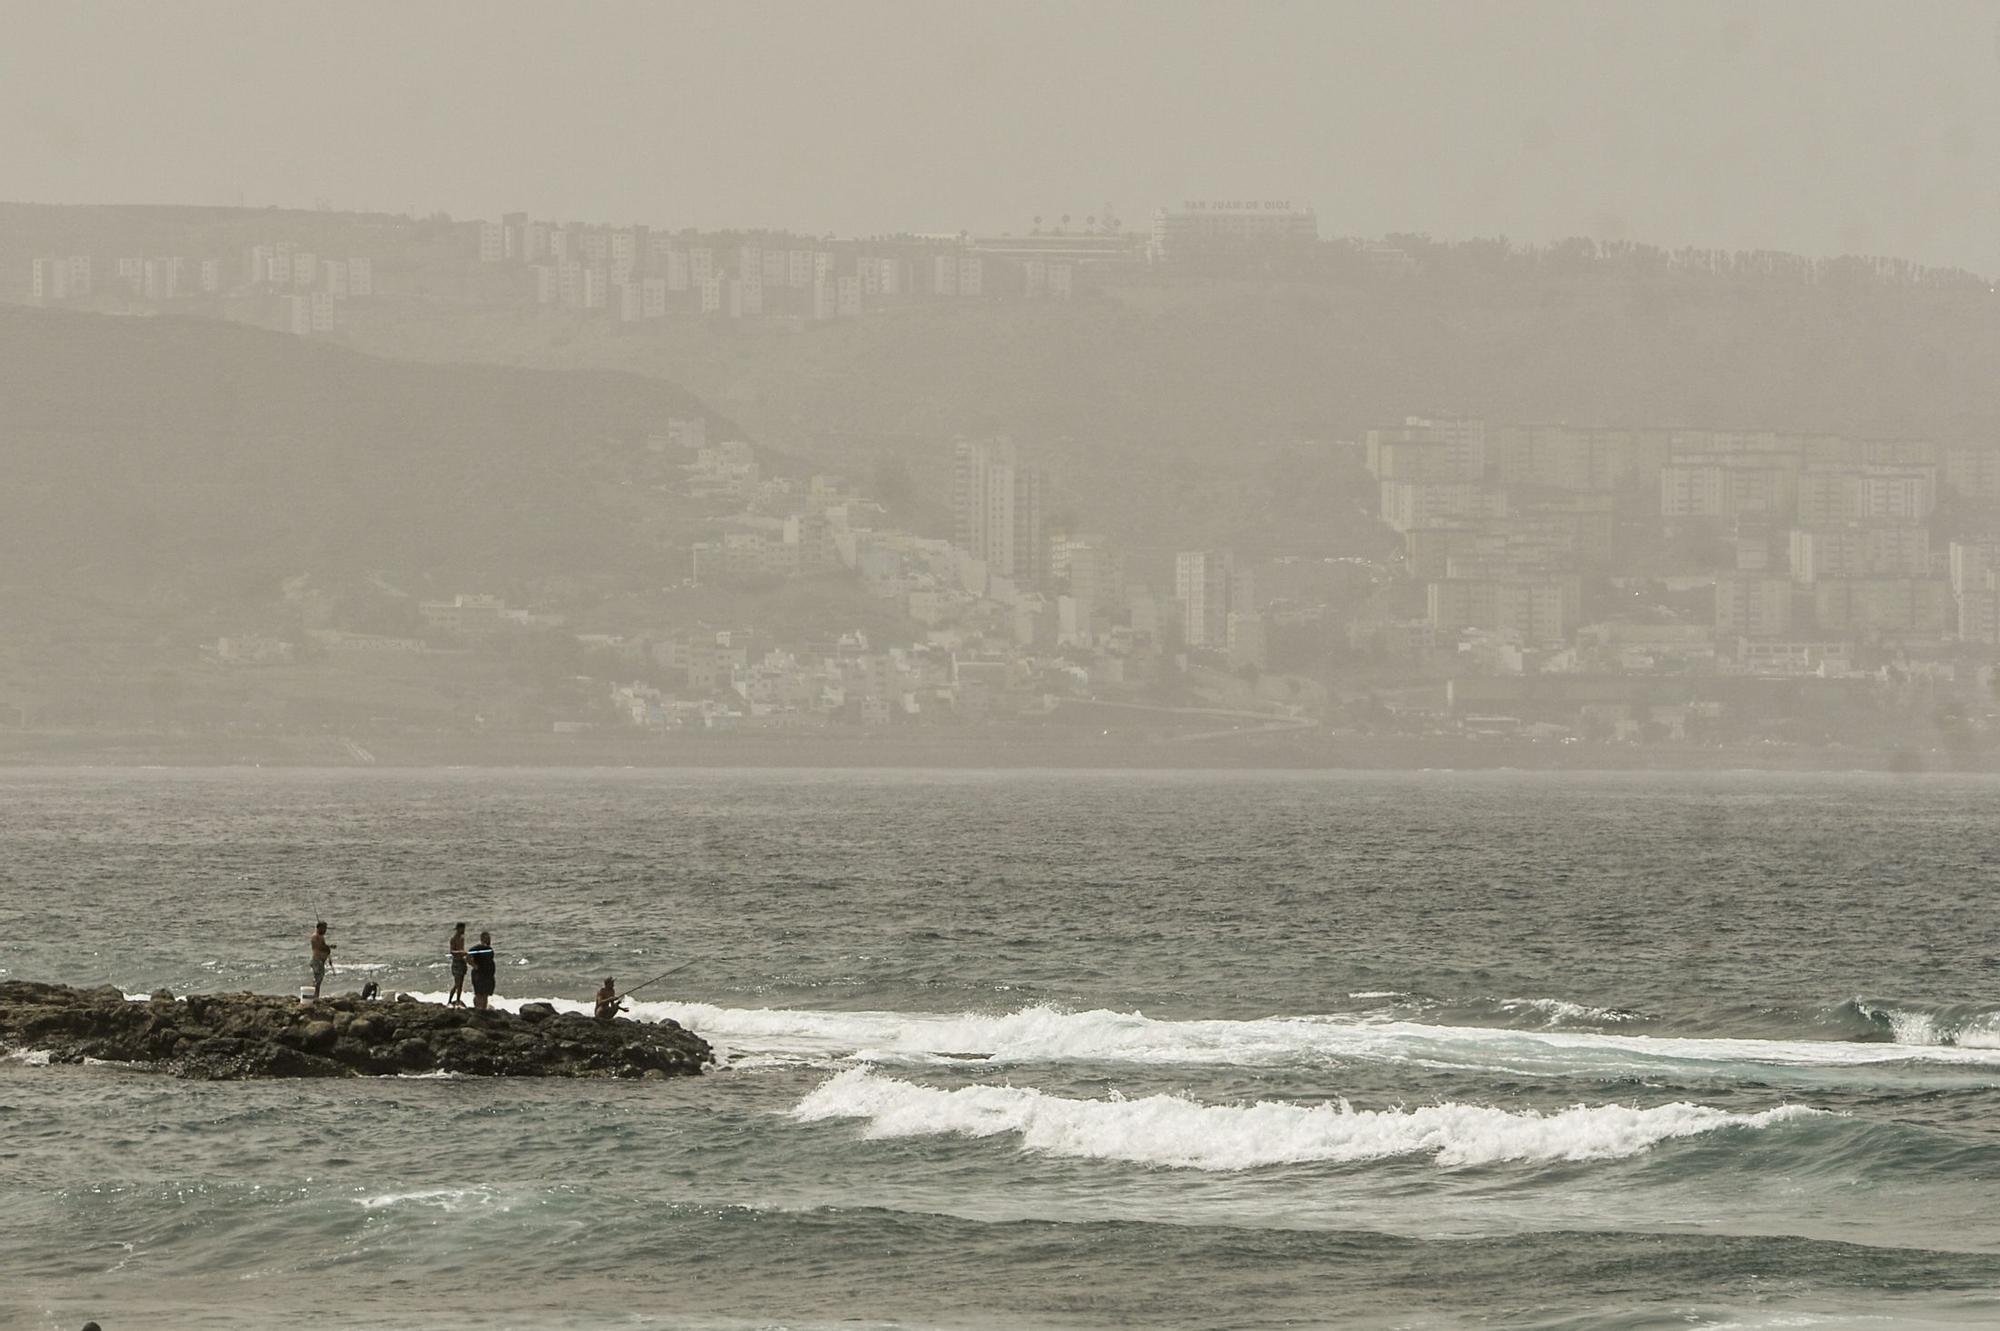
[{"x1": 0, "y1": 981, "x2": 712, "y2": 1080}]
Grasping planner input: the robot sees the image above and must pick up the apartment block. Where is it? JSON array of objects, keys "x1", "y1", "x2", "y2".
[
  {"x1": 1949, "y1": 539, "x2": 2000, "y2": 595},
  {"x1": 1176, "y1": 550, "x2": 1254, "y2": 648},
  {"x1": 1943, "y1": 445, "x2": 2000, "y2": 504},
  {"x1": 1787, "y1": 525, "x2": 1930, "y2": 582},
  {"x1": 1715, "y1": 576, "x2": 1797, "y2": 638},
  {"x1": 30, "y1": 257, "x2": 68, "y2": 303},
  {"x1": 1661, "y1": 455, "x2": 1797, "y2": 519},
  {"x1": 1810, "y1": 578, "x2": 1951, "y2": 638},
  {"x1": 1958, "y1": 586, "x2": 2000, "y2": 644},
  {"x1": 1426, "y1": 578, "x2": 1573, "y2": 645},
  {"x1": 1380, "y1": 481, "x2": 1510, "y2": 533},
  {"x1": 955, "y1": 439, "x2": 1047, "y2": 588}
]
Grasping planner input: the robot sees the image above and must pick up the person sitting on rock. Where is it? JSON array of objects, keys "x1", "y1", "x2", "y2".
[
  {"x1": 446, "y1": 922, "x2": 469, "y2": 1007},
  {"x1": 467, "y1": 931, "x2": 497, "y2": 1010},
  {"x1": 594, "y1": 977, "x2": 625, "y2": 1022},
  {"x1": 309, "y1": 922, "x2": 335, "y2": 999}
]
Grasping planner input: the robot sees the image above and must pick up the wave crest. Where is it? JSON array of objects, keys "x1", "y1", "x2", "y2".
[
  {"x1": 1828, "y1": 999, "x2": 2000, "y2": 1049},
  {"x1": 791, "y1": 1068, "x2": 1825, "y2": 1171},
  {"x1": 394, "y1": 992, "x2": 2000, "y2": 1079}
]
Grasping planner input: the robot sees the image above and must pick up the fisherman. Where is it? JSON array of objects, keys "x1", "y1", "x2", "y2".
[
  {"x1": 446, "y1": 922, "x2": 469, "y2": 1007},
  {"x1": 467, "y1": 930, "x2": 497, "y2": 1010},
  {"x1": 308, "y1": 921, "x2": 335, "y2": 998},
  {"x1": 594, "y1": 977, "x2": 625, "y2": 1022}
]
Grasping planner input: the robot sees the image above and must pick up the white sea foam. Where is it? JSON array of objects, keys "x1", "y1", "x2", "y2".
[
  {"x1": 356, "y1": 1186, "x2": 500, "y2": 1212},
  {"x1": 1851, "y1": 1001, "x2": 2000, "y2": 1050},
  {"x1": 396, "y1": 993, "x2": 2000, "y2": 1079},
  {"x1": 1493, "y1": 997, "x2": 1640, "y2": 1026},
  {"x1": 1882, "y1": 1009, "x2": 1943, "y2": 1046},
  {"x1": 791, "y1": 1068, "x2": 1824, "y2": 1170}
]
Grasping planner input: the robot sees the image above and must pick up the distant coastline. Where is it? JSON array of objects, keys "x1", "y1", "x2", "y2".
[{"x1": 0, "y1": 729, "x2": 1988, "y2": 774}]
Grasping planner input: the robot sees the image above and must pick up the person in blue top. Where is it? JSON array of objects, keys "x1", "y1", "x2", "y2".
[{"x1": 467, "y1": 931, "x2": 498, "y2": 1010}]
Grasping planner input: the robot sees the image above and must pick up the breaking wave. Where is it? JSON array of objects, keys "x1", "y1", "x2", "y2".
[
  {"x1": 791, "y1": 1068, "x2": 1825, "y2": 1170},
  {"x1": 660, "y1": 1000, "x2": 2000, "y2": 1077},
  {"x1": 392, "y1": 992, "x2": 2000, "y2": 1081},
  {"x1": 1824, "y1": 999, "x2": 2000, "y2": 1049}
]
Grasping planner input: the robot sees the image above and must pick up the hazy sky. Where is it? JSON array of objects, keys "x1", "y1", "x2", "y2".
[{"x1": 5, "y1": 0, "x2": 1999, "y2": 271}]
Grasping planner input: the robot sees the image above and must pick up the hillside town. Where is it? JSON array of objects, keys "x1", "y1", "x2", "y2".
[
  {"x1": 12, "y1": 199, "x2": 2000, "y2": 759},
  {"x1": 165, "y1": 403, "x2": 2000, "y2": 759}
]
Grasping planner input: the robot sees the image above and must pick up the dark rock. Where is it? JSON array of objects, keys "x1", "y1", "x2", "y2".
[
  {"x1": 0, "y1": 981, "x2": 712, "y2": 1081},
  {"x1": 393, "y1": 1038, "x2": 434, "y2": 1071},
  {"x1": 299, "y1": 1021, "x2": 339, "y2": 1054}
]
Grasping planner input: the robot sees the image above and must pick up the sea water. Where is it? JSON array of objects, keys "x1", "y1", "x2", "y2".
[{"x1": 3, "y1": 767, "x2": 1999, "y2": 1330}]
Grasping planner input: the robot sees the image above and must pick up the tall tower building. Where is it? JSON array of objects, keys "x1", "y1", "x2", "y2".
[
  {"x1": 1175, "y1": 550, "x2": 1253, "y2": 649},
  {"x1": 952, "y1": 438, "x2": 1046, "y2": 587}
]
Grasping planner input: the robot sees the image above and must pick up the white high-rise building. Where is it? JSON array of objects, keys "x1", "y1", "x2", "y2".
[
  {"x1": 1175, "y1": 550, "x2": 1253, "y2": 649},
  {"x1": 953, "y1": 439, "x2": 1045, "y2": 587}
]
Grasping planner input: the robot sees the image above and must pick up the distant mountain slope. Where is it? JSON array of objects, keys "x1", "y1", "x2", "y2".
[
  {"x1": 341, "y1": 268, "x2": 2000, "y2": 556},
  {"x1": 0, "y1": 307, "x2": 728, "y2": 592}
]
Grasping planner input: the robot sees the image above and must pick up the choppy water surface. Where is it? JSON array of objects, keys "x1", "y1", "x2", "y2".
[{"x1": 3, "y1": 767, "x2": 1999, "y2": 1330}]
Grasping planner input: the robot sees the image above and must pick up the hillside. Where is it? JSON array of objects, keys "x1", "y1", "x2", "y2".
[
  {"x1": 0, "y1": 306, "x2": 732, "y2": 591},
  {"x1": 14, "y1": 204, "x2": 2000, "y2": 563},
  {"x1": 0, "y1": 307, "x2": 794, "y2": 734},
  {"x1": 339, "y1": 265, "x2": 2000, "y2": 558}
]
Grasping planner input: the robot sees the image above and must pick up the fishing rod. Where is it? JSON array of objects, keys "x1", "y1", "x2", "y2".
[{"x1": 617, "y1": 959, "x2": 696, "y2": 1000}]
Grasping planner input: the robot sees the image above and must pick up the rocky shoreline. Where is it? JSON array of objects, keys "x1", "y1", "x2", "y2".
[{"x1": 0, "y1": 981, "x2": 713, "y2": 1080}]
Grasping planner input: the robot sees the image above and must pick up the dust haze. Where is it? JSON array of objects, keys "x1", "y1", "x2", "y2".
[{"x1": 4, "y1": 0, "x2": 2000, "y2": 771}]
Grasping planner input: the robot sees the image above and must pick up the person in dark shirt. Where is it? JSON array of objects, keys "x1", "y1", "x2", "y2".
[
  {"x1": 467, "y1": 931, "x2": 497, "y2": 1010},
  {"x1": 447, "y1": 923, "x2": 469, "y2": 1006}
]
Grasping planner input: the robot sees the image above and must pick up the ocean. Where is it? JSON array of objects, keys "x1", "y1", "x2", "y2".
[{"x1": 3, "y1": 767, "x2": 1999, "y2": 1330}]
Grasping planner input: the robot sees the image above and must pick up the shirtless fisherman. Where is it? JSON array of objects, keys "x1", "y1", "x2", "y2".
[
  {"x1": 594, "y1": 977, "x2": 626, "y2": 1022},
  {"x1": 447, "y1": 923, "x2": 469, "y2": 1006},
  {"x1": 308, "y1": 921, "x2": 335, "y2": 998}
]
